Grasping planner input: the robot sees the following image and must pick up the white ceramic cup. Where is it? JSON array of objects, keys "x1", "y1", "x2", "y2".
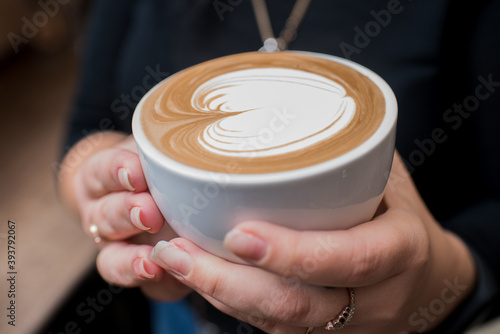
[{"x1": 132, "y1": 52, "x2": 398, "y2": 262}]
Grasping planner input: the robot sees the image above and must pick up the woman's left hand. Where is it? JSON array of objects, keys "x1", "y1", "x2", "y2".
[{"x1": 149, "y1": 153, "x2": 476, "y2": 334}]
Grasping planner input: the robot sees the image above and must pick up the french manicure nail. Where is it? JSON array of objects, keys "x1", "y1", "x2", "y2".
[
  {"x1": 118, "y1": 168, "x2": 135, "y2": 191},
  {"x1": 223, "y1": 229, "x2": 267, "y2": 261},
  {"x1": 130, "y1": 207, "x2": 150, "y2": 231},
  {"x1": 150, "y1": 241, "x2": 191, "y2": 277},
  {"x1": 134, "y1": 257, "x2": 155, "y2": 279}
]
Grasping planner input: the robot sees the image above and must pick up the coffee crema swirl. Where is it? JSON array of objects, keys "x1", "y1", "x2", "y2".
[{"x1": 141, "y1": 52, "x2": 385, "y2": 174}]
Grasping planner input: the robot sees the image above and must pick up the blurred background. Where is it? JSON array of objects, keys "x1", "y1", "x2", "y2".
[
  {"x1": 0, "y1": 0, "x2": 499, "y2": 333},
  {"x1": 0, "y1": 1, "x2": 149, "y2": 333}
]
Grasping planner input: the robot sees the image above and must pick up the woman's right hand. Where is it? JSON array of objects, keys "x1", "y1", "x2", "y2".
[{"x1": 58, "y1": 132, "x2": 192, "y2": 301}]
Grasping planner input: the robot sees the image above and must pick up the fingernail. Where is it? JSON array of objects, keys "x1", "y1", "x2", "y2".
[
  {"x1": 150, "y1": 240, "x2": 191, "y2": 277},
  {"x1": 130, "y1": 207, "x2": 150, "y2": 231},
  {"x1": 133, "y1": 257, "x2": 156, "y2": 279},
  {"x1": 118, "y1": 168, "x2": 135, "y2": 191},
  {"x1": 223, "y1": 229, "x2": 267, "y2": 261}
]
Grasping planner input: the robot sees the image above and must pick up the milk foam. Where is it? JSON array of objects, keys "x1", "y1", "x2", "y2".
[
  {"x1": 140, "y1": 52, "x2": 386, "y2": 174},
  {"x1": 193, "y1": 68, "x2": 356, "y2": 158}
]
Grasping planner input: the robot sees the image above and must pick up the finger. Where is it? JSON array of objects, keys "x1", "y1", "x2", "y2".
[
  {"x1": 201, "y1": 294, "x2": 306, "y2": 334},
  {"x1": 384, "y1": 153, "x2": 436, "y2": 225},
  {"x1": 149, "y1": 239, "x2": 349, "y2": 328},
  {"x1": 80, "y1": 148, "x2": 148, "y2": 198},
  {"x1": 222, "y1": 211, "x2": 427, "y2": 287},
  {"x1": 98, "y1": 243, "x2": 191, "y2": 302},
  {"x1": 85, "y1": 191, "x2": 165, "y2": 240},
  {"x1": 97, "y1": 242, "x2": 164, "y2": 286}
]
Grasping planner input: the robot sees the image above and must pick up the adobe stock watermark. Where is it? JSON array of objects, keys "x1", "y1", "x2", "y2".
[
  {"x1": 178, "y1": 106, "x2": 297, "y2": 225},
  {"x1": 243, "y1": 234, "x2": 341, "y2": 329},
  {"x1": 386, "y1": 73, "x2": 499, "y2": 190},
  {"x1": 8, "y1": 0, "x2": 72, "y2": 54},
  {"x1": 339, "y1": 0, "x2": 409, "y2": 60},
  {"x1": 47, "y1": 284, "x2": 124, "y2": 334},
  {"x1": 399, "y1": 277, "x2": 468, "y2": 334},
  {"x1": 280, "y1": 234, "x2": 341, "y2": 287},
  {"x1": 52, "y1": 64, "x2": 169, "y2": 181},
  {"x1": 110, "y1": 64, "x2": 169, "y2": 121},
  {"x1": 52, "y1": 119, "x2": 116, "y2": 182},
  {"x1": 212, "y1": 0, "x2": 244, "y2": 22}
]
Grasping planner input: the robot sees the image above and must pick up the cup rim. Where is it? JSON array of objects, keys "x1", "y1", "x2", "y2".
[{"x1": 132, "y1": 51, "x2": 398, "y2": 185}]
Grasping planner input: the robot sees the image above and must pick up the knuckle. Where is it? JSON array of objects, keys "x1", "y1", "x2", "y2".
[
  {"x1": 197, "y1": 268, "x2": 226, "y2": 299},
  {"x1": 345, "y1": 245, "x2": 379, "y2": 283},
  {"x1": 243, "y1": 310, "x2": 287, "y2": 334},
  {"x1": 97, "y1": 199, "x2": 118, "y2": 236},
  {"x1": 267, "y1": 285, "x2": 312, "y2": 324},
  {"x1": 409, "y1": 226, "x2": 430, "y2": 269},
  {"x1": 98, "y1": 193, "x2": 136, "y2": 239},
  {"x1": 413, "y1": 241, "x2": 430, "y2": 270},
  {"x1": 82, "y1": 159, "x2": 106, "y2": 194},
  {"x1": 395, "y1": 214, "x2": 431, "y2": 272},
  {"x1": 345, "y1": 220, "x2": 423, "y2": 283}
]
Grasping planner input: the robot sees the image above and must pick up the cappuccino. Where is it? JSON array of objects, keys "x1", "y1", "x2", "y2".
[
  {"x1": 141, "y1": 52, "x2": 385, "y2": 174},
  {"x1": 133, "y1": 51, "x2": 397, "y2": 261}
]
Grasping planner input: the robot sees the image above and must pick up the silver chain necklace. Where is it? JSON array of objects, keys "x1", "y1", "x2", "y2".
[{"x1": 251, "y1": 0, "x2": 312, "y2": 52}]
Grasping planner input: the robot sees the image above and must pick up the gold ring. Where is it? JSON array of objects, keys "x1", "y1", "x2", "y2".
[
  {"x1": 325, "y1": 288, "x2": 355, "y2": 331},
  {"x1": 89, "y1": 224, "x2": 102, "y2": 244},
  {"x1": 305, "y1": 288, "x2": 355, "y2": 333}
]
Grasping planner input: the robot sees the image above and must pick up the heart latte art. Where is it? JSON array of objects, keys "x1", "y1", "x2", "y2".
[{"x1": 141, "y1": 52, "x2": 385, "y2": 173}]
